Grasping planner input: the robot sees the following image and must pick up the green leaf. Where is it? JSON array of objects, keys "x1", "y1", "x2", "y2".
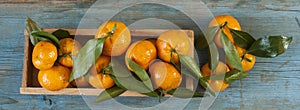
[
  {"x1": 195, "y1": 26, "x2": 219, "y2": 50},
  {"x1": 26, "y1": 17, "x2": 42, "y2": 45},
  {"x1": 230, "y1": 28, "x2": 256, "y2": 49},
  {"x1": 109, "y1": 60, "x2": 154, "y2": 94},
  {"x1": 167, "y1": 87, "x2": 208, "y2": 98},
  {"x1": 204, "y1": 69, "x2": 249, "y2": 84},
  {"x1": 52, "y1": 29, "x2": 71, "y2": 40},
  {"x1": 69, "y1": 38, "x2": 106, "y2": 82},
  {"x1": 178, "y1": 54, "x2": 202, "y2": 78},
  {"x1": 208, "y1": 43, "x2": 219, "y2": 71},
  {"x1": 178, "y1": 54, "x2": 215, "y2": 96},
  {"x1": 247, "y1": 36, "x2": 293, "y2": 58},
  {"x1": 35, "y1": 36, "x2": 51, "y2": 42},
  {"x1": 220, "y1": 31, "x2": 243, "y2": 71},
  {"x1": 126, "y1": 58, "x2": 153, "y2": 91},
  {"x1": 110, "y1": 74, "x2": 153, "y2": 94},
  {"x1": 224, "y1": 70, "x2": 249, "y2": 84},
  {"x1": 94, "y1": 86, "x2": 126, "y2": 103},
  {"x1": 31, "y1": 31, "x2": 60, "y2": 48}
]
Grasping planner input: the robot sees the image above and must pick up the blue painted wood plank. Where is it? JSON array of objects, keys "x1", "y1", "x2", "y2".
[{"x1": 0, "y1": 0, "x2": 299, "y2": 109}]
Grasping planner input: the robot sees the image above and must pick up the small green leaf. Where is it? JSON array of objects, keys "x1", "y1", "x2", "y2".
[
  {"x1": 178, "y1": 55, "x2": 202, "y2": 78},
  {"x1": 31, "y1": 31, "x2": 60, "y2": 48},
  {"x1": 126, "y1": 58, "x2": 153, "y2": 91},
  {"x1": 178, "y1": 54, "x2": 215, "y2": 96},
  {"x1": 247, "y1": 36, "x2": 293, "y2": 58},
  {"x1": 208, "y1": 43, "x2": 219, "y2": 71},
  {"x1": 94, "y1": 86, "x2": 126, "y2": 103},
  {"x1": 220, "y1": 31, "x2": 243, "y2": 71},
  {"x1": 69, "y1": 38, "x2": 106, "y2": 82},
  {"x1": 204, "y1": 69, "x2": 249, "y2": 84},
  {"x1": 230, "y1": 28, "x2": 256, "y2": 49},
  {"x1": 26, "y1": 17, "x2": 42, "y2": 45},
  {"x1": 109, "y1": 60, "x2": 154, "y2": 94},
  {"x1": 224, "y1": 70, "x2": 249, "y2": 84},
  {"x1": 195, "y1": 26, "x2": 219, "y2": 50},
  {"x1": 52, "y1": 29, "x2": 71, "y2": 40},
  {"x1": 167, "y1": 87, "x2": 208, "y2": 98},
  {"x1": 35, "y1": 36, "x2": 51, "y2": 42},
  {"x1": 109, "y1": 74, "x2": 153, "y2": 94}
]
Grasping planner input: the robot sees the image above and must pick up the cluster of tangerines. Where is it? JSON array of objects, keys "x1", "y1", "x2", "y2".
[
  {"x1": 32, "y1": 20, "x2": 191, "y2": 92},
  {"x1": 30, "y1": 15, "x2": 255, "y2": 94},
  {"x1": 201, "y1": 15, "x2": 256, "y2": 92}
]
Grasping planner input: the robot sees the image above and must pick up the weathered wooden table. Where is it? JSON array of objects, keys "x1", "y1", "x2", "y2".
[{"x1": 0, "y1": 0, "x2": 299, "y2": 109}]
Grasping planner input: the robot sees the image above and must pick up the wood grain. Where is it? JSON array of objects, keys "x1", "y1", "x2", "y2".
[{"x1": 0, "y1": 0, "x2": 299, "y2": 109}]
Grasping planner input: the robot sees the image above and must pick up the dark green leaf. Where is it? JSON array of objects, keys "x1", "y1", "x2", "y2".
[
  {"x1": 230, "y1": 28, "x2": 256, "y2": 49},
  {"x1": 220, "y1": 31, "x2": 243, "y2": 71},
  {"x1": 31, "y1": 31, "x2": 60, "y2": 48},
  {"x1": 126, "y1": 58, "x2": 153, "y2": 91},
  {"x1": 208, "y1": 43, "x2": 219, "y2": 71},
  {"x1": 52, "y1": 29, "x2": 71, "y2": 40},
  {"x1": 26, "y1": 17, "x2": 42, "y2": 45},
  {"x1": 178, "y1": 54, "x2": 215, "y2": 96},
  {"x1": 195, "y1": 26, "x2": 219, "y2": 50},
  {"x1": 0, "y1": 96, "x2": 18, "y2": 105},
  {"x1": 167, "y1": 87, "x2": 208, "y2": 98},
  {"x1": 35, "y1": 36, "x2": 51, "y2": 42},
  {"x1": 247, "y1": 36, "x2": 293, "y2": 58},
  {"x1": 69, "y1": 38, "x2": 106, "y2": 82},
  {"x1": 94, "y1": 86, "x2": 126, "y2": 103}
]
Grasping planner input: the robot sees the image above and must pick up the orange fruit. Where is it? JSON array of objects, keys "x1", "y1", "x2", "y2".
[
  {"x1": 38, "y1": 65, "x2": 71, "y2": 91},
  {"x1": 156, "y1": 30, "x2": 191, "y2": 65},
  {"x1": 95, "y1": 21, "x2": 131, "y2": 56},
  {"x1": 227, "y1": 46, "x2": 256, "y2": 72},
  {"x1": 208, "y1": 15, "x2": 241, "y2": 48},
  {"x1": 58, "y1": 38, "x2": 81, "y2": 67},
  {"x1": 201, "y1": 61, "x2": 230, "y2": 92},
  {"x1": 32, "y1": 41, "x2": 58, "y2": 70},
  {"x1": 88, "y1": 55, "x2": 115, "y2": 89},
  {"x1": 201, "y1": 61, "x2": 230, "y2": 77},
  {"x1": 149, "y1": 61, "x2": 182, "y2": 92},
  {"x1": 70, "y1": 76, "x2": 91, "y2": 88},
  {"x1": 208, "y1": 80, "x2": 229, "y2": 92},
  {"x1": 125, "y1": 40, "x2": 157, "y2": 71}
]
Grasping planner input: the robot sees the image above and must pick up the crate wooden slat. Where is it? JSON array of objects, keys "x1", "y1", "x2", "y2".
[{"x1": 21, "y1": 28, "x2": 194, "y2": 96}]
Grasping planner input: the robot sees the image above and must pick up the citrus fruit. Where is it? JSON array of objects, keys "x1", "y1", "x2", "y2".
[
  {"x1": 95, "y1": 21, "x2": 131, "y2": 56},
  {"x1": 89, "y1": 55, "x2": 115, "y2": 89},
  {"x1": 201, "y1": 61, "x2": 230, "y2": 77},
  {"x1": 70, "y1": 76, "x2": 91, "y2": 88},
  {"x1": 208, "y1": 15, "x2": 241, "y2": 48},
  {"x1": 58, "y1": 38, "x2": 81, "y2": 67},
  {"x1": 38, "y1": 65, "x2": 71, "y2": 91},
  {"x1": 156, "y1": 30, "x2": 191, "y2": 65},
  {"x1": 125, "y1": 40, "x2": 157, "y2": 71},
  {"x1": 32, "y1": 41, "x2": 58, "y2": 70},
  {"x1": 201, "y1": 61, "x2": 230, "y2": 92},
  {"x1": 208, "y1": 80, "x2": 229, "y2": 92},
  {"x1": 149, "y1": 61, "x2": 182, "y2": 92},
  {"x1": 227, "y1": 46, "x2": 256, "y2": 72}
]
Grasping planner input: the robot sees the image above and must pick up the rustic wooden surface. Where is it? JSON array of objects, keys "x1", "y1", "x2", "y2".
[{"x1": 0, "y1": 0, "x2": 300, "y2": 109}]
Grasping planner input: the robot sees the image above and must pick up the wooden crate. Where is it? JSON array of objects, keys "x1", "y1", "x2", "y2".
[{"x1": 20, "y1": 28, "x2": 194, "y2": 96}]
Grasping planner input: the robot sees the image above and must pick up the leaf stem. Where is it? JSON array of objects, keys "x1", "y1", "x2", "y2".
[{"x1": 220, "y1": 21, "x2": 228, "y2": 29}]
